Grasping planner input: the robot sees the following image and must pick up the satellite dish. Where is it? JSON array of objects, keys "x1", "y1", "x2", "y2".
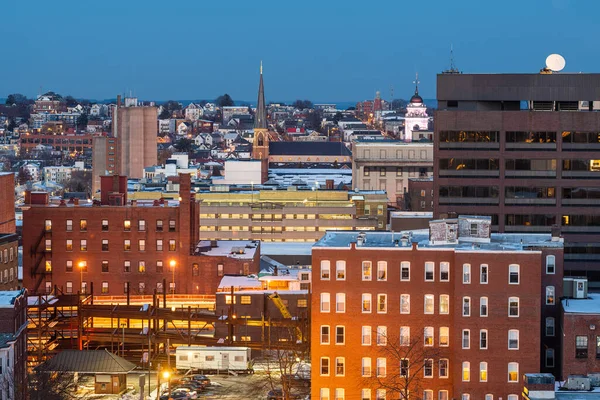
[{"x1": 546, "y1": 54, "x2": 566, "y2": 72}]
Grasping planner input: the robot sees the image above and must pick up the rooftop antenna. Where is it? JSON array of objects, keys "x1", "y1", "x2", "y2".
[
  {"x1": 442, "y1": 44, "x2": 460, "y2": 74},
  {"x1": 542, "y1": 54, "x2": 566, "y2": 74},
  {"x1": 413, "y1": 73, "x2": 420, "y2": 95}
]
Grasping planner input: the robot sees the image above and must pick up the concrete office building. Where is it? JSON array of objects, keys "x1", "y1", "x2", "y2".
[
  {"x1": 114, "y1": 96, "x2": 157, "y2": 179},
  {"x1": 434, "y1": 72, "x2": 600, "y2": 279},
  {"x1": 91, "y1": 136, "x2": 118, "y2": 196}
]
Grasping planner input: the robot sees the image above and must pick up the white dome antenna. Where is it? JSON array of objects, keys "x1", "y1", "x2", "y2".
[{"x1": 546, "y1": 54, "x2": 566, "y2": 72}]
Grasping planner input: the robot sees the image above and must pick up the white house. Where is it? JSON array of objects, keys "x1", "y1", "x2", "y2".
[{"x1": 185, "y1": 103, "x2": 204, "y2": 121}]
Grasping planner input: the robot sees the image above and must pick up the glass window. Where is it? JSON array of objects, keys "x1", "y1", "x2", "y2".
[
  {"x1": 377, "y1": 261, "x2": 387, "y2": 281},
  {"x1": 361, "y1": 357, "x2": 371, "y2": 377},
  {"x1": 480, "y1": 297, "x2": 488, "y2": 316},
  {"x1": 336, "y1": 293, "x2": 345, "y2": 313},
  {"x1": 480, "y1": 362, "x2": 488, "y2": 382},
  {"x1": 123, "y1": 261, "x2": 130, "y2": 273},
  {"x1": 156, "y1": 220, "x2": 163, "y2": 231},
  {"x1": 169, "y1": 240, "x2": 176, "y2": 251},
  {"x1": 80, "y1": 240, "x2": 87, "y2": 251},
  {"x1": 320, "y1": 293, "x2": 330, "y2": 313},
  {"x1": 400, "y1": 294, "x2": 410, "y2": 314},
  {"x1": 509, "y1": 264, "x2": 520, "y2": 284},
  {"x1": 377, "y1": 358, "x2": 386, "y2": 377},
  {"x1": 65, "y1": 239, "x2": 72, "y2": 251},
  {"x1": 321, "y1": 261, "x2": 330, "y2": 280},
  {"x1": 439, "y1": 295, "x2": 449, "y2": 314},
  {"x1": 376, "y1": 389, "x2": 386, "y2": 400},
  {"x1": 509, "y1": 330, "x2": 519, "y2": 350},
  {"x1": 546, "y1": 349, "x2": 555, "y2": 368},
  {"x1": 138, "y1": 220, "x2": 146, "y2": 231},
  {"x1": 463, "y1": 264, "x2": 471, "y2": 284},
  {"x1": 102, "y1": 239, "x2": 109, "y2": 251},
  {"x1": 424, "y1": 359, "x2": 433, "y2": 378},
  {"x1": 80, "y1": 219, "x2": 87, "y2": 231},
  {"x1": 377, "y1": 294, "x2": 387, "y2": 313},
  {"x1": 546, "y1": 317, "x2": 555, "y2": 336},
  {"x1": 440, "y1": 262, "x2": 449, "y2": 281},
  {"x1": 335, "y1": 358, "x2": 345, "y2": 377},
  {"x1": 400, "y1": 327, "x2": 410, "y2": 346},
  {"x1": 217, "y1": 264, "x2": 224, "y2": 276},
  {"x1": 156, "y1": 240, "x2": 163, "y2": 251},
  {"x1": 462, "y1": 329, "x2": 470, "y2": 349},
  {"x1": 362, "y1": 326, "x2": 371, "y2": 345},
  {"x1": 424, "y1": 294, "x2": 434, "y2": 314},
  {"x1": 124, "y1": 240, "x2": 131, "y2": 251},
  {"x1": 336, "y1": 261, "x2": 346, "y2": 280},
  {"x1": 321, "y1": 389, "x2": 330, "y2": 400},
  {"x1": 362, "y1": 261, "x2": 372, "y2": 281},
  {"x1": 439, "y1": 391, "x2": 449, "y2": 400},
  {"x1": 320, "y1": 326, "x2": 330, "y2": 344},
  {"x1": 439, "y1": 327, "x2": 449, "y2": 347},
  {"x1": 376, "y1": 326, "x2": 387, "y2": 346},
  {"x1": 138, "y1": 261, "x2": 146, "y2": 273},
  {"x1": 401, "y1": 262, "x2": 410, "y2": 281},
  {"x1": 425, "y1": 262, "x2": 434, "y2": 281},
  {"x1": 124, "y1": 220, "x2": 131, "y2": 231},
  {"x1": 439, "y1": 359, "x2": 449, "y2": 378},
  {"x1": 320, "y1": 357, "x2": 330, "y2": 376},
  {"x1": 509, "y1": 297, "x2": 519, "y2": 317},
  {"x1": 462, "y1": 362, "x2": 470, "y2": 382},
  {"x1": 480, "y1": 330, "x2": 488, "y2": 349},
  {"x1": 508, "y1": 362, "x2": 519, "y2": 382},
  {"x1": 362, "y1": 294, "x2": 372, "y2": 313},
  {"x1": 66, "y1": 260, "x2": 73, "y2": 272},
  {"x1": 101, "y1": 281, "x2": 109, "y2": 294},
  {"x1": 66, "y1": 219, "x2": 72, "y2": 231},
  {"x1": 169, "y1": 220, "x2": 176, "y2": 232},
  {"x1": 480, "y1": 264, "x2": 488, "y2": 284},
  {"x1": 576, "y1": 335, "x2": 588, "y2": 358},
  {"x1": 546, "y1": 286, "x2": 555, "y2": 305},
  {"x1": 139, "y1": 239, "x2": 146, "y2": 251},
  {"x1": 424, "y1": 327, "x2": 434, "y2": 346},
  {"x1": 546, "y1": 255, "x2": 556, "y2": 274},
  {"x1": 45, "y1": 219, "x2": 52, "y2": 232},
  {"x1": 463, "y1": 297, "x2": 471, "y2": 316},
  {"x1": 101, "y1": 261, "x2": 109, "y2": 273},
  {"x1": 400, "y1": 359, "x2": 409, "y2": 377}
]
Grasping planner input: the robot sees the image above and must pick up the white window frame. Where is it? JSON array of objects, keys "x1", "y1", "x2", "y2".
[
  {"x1": 439, "y1": 294, "x2": 449, "y2": 314},
  {"x1": 320, "y1": 357, "x2": 330, "y2": 376},
  {"x1": 462, "y1": 329, "x2": 470, "y2": 349},
  {"x1": 400, "y1": 326, "x2": 410, "y2": 346},
  {"x1": 320, "y1": 388, "x2": 330, "y2": 400},
  {"x1": 377, "y1": 261, "x2": 387, "y2": 281},
  {"x1": 361, "y1": 389, "x2": 371, "y2": 400},
  {"x1": 462, "y1": 296, "x2": 471, "y2": 317},
  {"x1": 335, "y1": 325, "x2": 345, "y2": 345},
  {"x1": 335, "y1": 357, "x2": 345, "y2": 377},
  {"x1": 424, "y1": 327, "x2": 434, "y2": 346},
  {"x1": 546, "y1": 317, "x2": 555, "y2": 336},
  {"x1": 400, "y1": 294, "x2": 410, "y2": 314},
  {"x1": 508, "y1": 296, "x2": 519, "y2": 317},
  {"x1": 508, "y1": 329, "x2": 519, "y2": 350},
  {"x1": 546, "y1": 255, "x2": 555, "y2": 274},
  {"x1": 546, "y1": 286, "x2": 555, "y2": 305},
  {"x1": 439, "y1": 327, "x2": 449, "y2": 347},
  {"x1": 462, "y1": 361, "x2": 470, "y2": 382},
  {"x1": 424, "y1": 262, "x2": 435, "y2": 282},
  {"x1": 376, "y1": 357, "x2": 387, "y2": 377},
  {"x1": 480, "y1": 296, "x2": 488, "y2": 317},
  {"x1": 401, "y1": 261, "x2": 410, "y2": 281},
  {"x1": 320, "y1": 293, "x2": 330, "y2": 313},
  {"x1": 320, "y1": 325, "x2": 330, "y2": 345},
  {"x1": 439, "y1": 391, "x2": 449, "y2": 400},
  {"x1": 320, "y1": 260, "x2": 330, "y2": 280},
  {"x1": 335, "y1": 388, "x2": 344, "y2": 400},
  {"x1": 336, "y1": 293, "x2": 346, "y2": 313},
  {"x1": 463, "y1": 263, "x2": 471, "y2": 284},
  {"x1": 439, "y1": 359, "x2": 449, "y2": 378},
  {"x1": 424, "y1": 294, "x2": 434, "y2": 314},
  {"x1": 377, "y1": 293, "x2": 387, "y2": 313},
  {"x1": 362, "y1": 261, "x2": 372, "y2": 281},
  {"x1": 361, "y1": 357, "x2": 371, "y2": 377},
  {"x1": 480, "y1": 264, "x2": 488, "y2": 284},
  {"x1": 362, "y1": 293, "x2": 372, "y2": 313},
  {"x1": 480, "y1": 361, "x2": 488, "y2": 382},
  {"x1": 376, "y1": 326, "x2": 387, "y2": 346},
  {"x1": 362, "y1": 326, "x2": 372, "y2": 346},
  {"x1": 508, "y1": 362, "x2": 519, "y2": 382},
  {"x1": 424, "y1": 359, "x2": 433, "y2": 378},
  {"x1": 336, "y1": 260, "x2": 346, "y2": 280},
  {"x1": 509, "y1": 264, "x2": 520, "y2": 284},
  {"x1": 440, "y1": 262, "x2": 450, "y2": 282},
  {"x1": 480, "y1": 329, "x2": 488, "y2": 350}
]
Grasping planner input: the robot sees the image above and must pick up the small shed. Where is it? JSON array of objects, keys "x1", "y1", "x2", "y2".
[{"x1": 39, "y1": 349, "x2": 137, "y2": 394}]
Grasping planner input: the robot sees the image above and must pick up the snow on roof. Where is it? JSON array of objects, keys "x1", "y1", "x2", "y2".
[
  {"x1": 217, "y1": 276, "x2": 262, "y2": 290},
  {"x1": 0, "y1": 290, "x2": 24, "y2": 307},
  {"x1": 196, "y1": 240, "x2": 258, "y2": 259},
  {"x1": 562, "y1": 293, "x2": 600, "y2": 314},
  {"x1": 260, "y1": 242, "x2": 314, "y2": 256}
]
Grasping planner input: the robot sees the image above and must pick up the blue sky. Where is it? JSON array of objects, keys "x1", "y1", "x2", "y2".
[{"x1": 1, "y1": 0, "x2": 597, "y2": 103}]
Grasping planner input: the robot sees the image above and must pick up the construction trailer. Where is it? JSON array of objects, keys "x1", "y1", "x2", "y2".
[{"x1": 175, "y1": 346, "x2": 252, "y2": 373}]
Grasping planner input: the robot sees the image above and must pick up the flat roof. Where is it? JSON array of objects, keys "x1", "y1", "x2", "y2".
[
  {"x1": 0, "y1": 290, "x2": 24, "y2": 308},
  {"x1": 261, "y1": 242, "x2": 313, "y2": 256},
  {"x1": 196, "y1": 240, "x2": 258, "y2": 259},
  {"x1": 314, "y1": 230, "x2": 563, "y2": 252},
  {"x1": 562, "y1": 293, "x2": 600, "y2": 314}
]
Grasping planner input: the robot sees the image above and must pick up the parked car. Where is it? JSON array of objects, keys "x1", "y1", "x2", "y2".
[
  {"x1": 191, "y1": 374, "x2": 211, "y2": 386},
  {"x1": 282, "y1": 373, "x2": 311, "y2": 388},
  {"x1": 176, "y1": 382, "x2": 204, "y2": 392},
  {"x1": 160, "y1": 392, "x2": 189, "y2": 400},
  {"x1": 173, "y1": 387, "x2": 197, "y2": 399}
]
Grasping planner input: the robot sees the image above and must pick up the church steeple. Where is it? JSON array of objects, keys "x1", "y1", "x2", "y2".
[{"x1": 254, "y1": 61, "x2": 267, "y2": 130}]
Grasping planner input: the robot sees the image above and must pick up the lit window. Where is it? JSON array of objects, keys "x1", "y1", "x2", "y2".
[
  {"x1": 101, "y1": 281, "x2": 109, "y2": 294},
  {"x1": 362, "y1": 261, "x2": 372, "y2": 281},
  {"x1": 361, "y1": 357, "x2": 371, "y2": 377},
  {"x1": 576, "y1": 335, "x2": 588, "y2": 358},
  {"x1": 80, "y1": 240, "x2": 87, "y2": 251},
  {"x1": 156, "y1": 220, "x2": 163, "y2": 231},
  {"x1": 439, "y1": 295, "x2": 449, "y2": 314},
  {"x1": 102, "y1": 239, "x2": 109, "y2": 251},
  {"x1": 508, "y1": 329, "x2": 519, "y2": 350},
  {"x1": 320, "y1": 293, "x2": 330, "y2": 313},
  {"x1": 425, "y1": 262, "x2": 434, "y2": 281},
  {"x1": 362, "y1": 294, "x2": 372, "y2": 313},
  {"x1": 508, "y1": 362, "x2": 519, "y2": 382},
  {"x1": 546, "y1": 286, "x2": 555, "y2": 305},
  {"x1": 424, "y1": 391, "x2": 433, "y2": 400},
  {"x1": 462, "y1": 329, "x2": 470, "y2": 349},
  {"x1": 480, "y1": 330, "x2": 488, "y2": 349},
  {"x1": 335, "y1": 358, "x2": 345, "y2": 377},
  {"x1": 321, "y1": 260, "x2": 330, "y2": 280},
  {"x1": 462, "y1": 297, "x2": 471, "y2": 316},
  {"x1": 320, "y1": 357, "x2": 330, "y2": 376},
  {"x1": 401, "y1": 262, "x2": 410, "y2": 281},
  {"x1": 362, "y1": 389, "x2": 371, "y2": 400},
  {"x1": 124, "y1": 240, "x2": 131, "y2": 251},
  {"x1": 66, "y1": 281, "x2": 73, "y2": 294},
  {"x1": 45, "y1": 239, "x2": 52, "y2": 252},
  {"x1": 336, "y1": 261, "x2": 346, "y2": 280},
  {"x1": 376, "y1": 389, "x2": 386, "y2": 400},
  {"x1": 138, "y1": 220, "x2": 146, "y2": 231},
  {"x1": 65, "y1": 239, "x2": 72, "y2": 251},
  {"x1": 336, "y1": 293, "x2": 346, "y2": 313},
  {"x1": 320, "y1": 326, "x2": 330, "y2": 344},
  {"x1": 217, "y1": 264, "x2": 224, "y2": 276},
  {"x1": 377, "y1": 358, "x2": 387, "y2": 377},
  {"x1": 508, "y1": 297, "x2": 519, "y2": 317},
  {"x1": 480, "y1": 362, "x2": 488, "y2": 382},
  {"x1": 439, "y1": 327, "x2": 449, "y2": 346},
  {"x1": 66, "y1": 260, "x2": 73, "y2": 272},
  {"x1": 462, "y1": 362, "x2": 470, "y2": 382},
  {"x1": 45, "y1": 261, "x2": 52, "y2": 272},
  {"x1": 439, "y1": 359, "x2": 448, "y2": 378},
  {"x1": 240, "y1": 296, "x2": 251, "y2": 305},
  {"x1": 156, "y1": 240, "x2": 163, "y2": 251},
  {"x1": 169, "y1": 240, "x2": 176, "y2": 251},
  {"x1": 377, "y1": 294, "x2": 387, "y2": 313},
  {"x1": 377, "y1": 261, "x2": 387, "y2": 281},
  {"x1": 66, "y1": 219, "x2": 72, "y2": 231},
  {"x1": 509, "y1": 264, "x2": 519, "y2": 284},
  {"x1": 463, "y1": 264, "x2": 471, "y2": 284},
  {"x1": 480, "y1": 264, "x2": 488, "y2": 284},
  {"x1": 424, "y1": 294, "x2": 434, "y2": 314},
  {"x1": 124, "y1": 220, "x2": 131, "y2": 231},
  {"x1": 138, "y1": 239, "x2": 145, "y2": 251},
  {"x1": 400, "y1": 294, "x2": 410, "y2": 314},
  {"x1": 546, "y1": 255, "x2": 555, "y2": 274},
  {"x1": 336, "y1": 326, "x2": 345, "y2": 344},
  {"x1": 546, "y1": 317, "x2": 555, "y2": 336},
  {"x1": 424, "y1": 327, "x2": 434, "y2": 346},
  {"x1": 376, "y1": 326, "x2": 387, "y2": 346},
  {"x1": 440, "y1": 262, "x2": 449, "y2": 281},
  {"x1": 169, "y1": 220, "x2": 176, "y2": 232},
  {"x1": 44, "y1": 220, "x2": 52, "y2": 232},
  {"x1": 400, "y1": 327, "x2": 410, "y2": 346},
  {"x1": 138, "y1": 261, "x2": 146, "y2": 273},
  {"x1": 80, "y1": 219, "x2": 87, "y2": 231},
  {"x1": 124, "y1": 261, "x2": 130, "y2": 273},
  {"x1": 102, "y1": 220, "x2": 108, "y2": 231},
  {"x1": 480, "y1": 297, "x2": 488, "y2": 317},
  {"x1": 321, "y1": 388, "x2": 330, "y2": 400},
  {"x1": 362, "y1": 326, "x2": 371, "y2": 345},
  {"x1": 101, "y1": 261, "x2": 109, "y2": 273}
]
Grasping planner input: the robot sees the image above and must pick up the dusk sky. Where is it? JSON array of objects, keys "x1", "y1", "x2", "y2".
[{"x1": 2, "y1": 0, "x2": 597, "y2": 103}]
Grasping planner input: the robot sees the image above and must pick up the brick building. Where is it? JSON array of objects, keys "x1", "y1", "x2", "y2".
[
  {"x1": 91, "y1": 136, "x2": 118, "y2": 196},
  {"x1": 0, "y1": 173, "x2": 15, "y2": 234},
  {"x1": 311, "y1": 216, "x2": 563, "y2": 400},
  {"x1": 0, "y1": 235, "x2": 19, "y2": 291},
  {"x1": 560, "y1": 278, "x2": 600, "y2": 380},
  {"x1": 21, "y1": 174, "x2": 260, "y2": 297},
  {"x1": 434, "y1": 72, "x2": 600, "y2": 279},
  {"x1": 20, "y1": 132, "x2": 97, "y2": 153},
  {"x1": 0, "y1": 290, "x2": 28, "y2": 400}
]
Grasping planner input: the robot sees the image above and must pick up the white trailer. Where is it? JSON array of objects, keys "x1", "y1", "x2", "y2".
[{"x1": 175, "y1": 346, "x2": 252, "y2": 373}]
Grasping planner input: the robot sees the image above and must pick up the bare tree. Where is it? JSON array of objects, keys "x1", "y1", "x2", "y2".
[
  {"x1": 361, "y1": 330, "x2": 444, "y2": 400},
  {"x1": 28, "y1": 363, "x2": 91, "y2": 400}
]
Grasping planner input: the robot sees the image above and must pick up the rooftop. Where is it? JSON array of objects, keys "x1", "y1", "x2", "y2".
[
  {"x1": 0, "y1": 290, "x2": 25, "y2": 308},
  {"x1": 269, "y1": 141, "x2": 352, "y2": 157},
  {"x1": 562, "y1": 293, "x2": 600, "y2": 315},
  {"x1": 261, "y1": 242, "x2": 313, "y2": 256},
  {"x1": 195, "y1": 240, "x2": 258, "y2": 259},
  {"x1": 39, "y1": 349, "x2": 137, "y2": 374}
]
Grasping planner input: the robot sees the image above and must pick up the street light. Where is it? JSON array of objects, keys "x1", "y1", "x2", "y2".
[
  {"x1": 162, "y1": 370, "x2": 171, "y2": 399},
  {"x1": 169, "y1": 260, "x2": 176, "y2": 302},
  {"x1": 78, "y1": 261, "x2": 86, "y2": 295}
]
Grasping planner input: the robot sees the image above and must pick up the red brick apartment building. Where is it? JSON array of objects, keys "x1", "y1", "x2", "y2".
[
  {"x1": 22, "y1": 173, "x2": 259, "y2": 297},
  {"x1": 311, "y1": 216, "x2": 563, "y2": 400},
  {"x1": 0, "y1": 290, "x2": 28, "y2": 400}
]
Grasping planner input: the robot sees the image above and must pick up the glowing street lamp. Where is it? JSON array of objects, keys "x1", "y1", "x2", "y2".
[
  {"x1": 169, "y1": 260, "x2": 176, "y2": 301},
  {"x1": 78, "y1": 261, "x2": 86, "y2": 294}
]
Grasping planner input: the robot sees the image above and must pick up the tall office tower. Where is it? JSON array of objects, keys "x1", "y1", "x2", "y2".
[
  {"x1": 114, "y1": 95, "x2": 157, "y2": 179},
  {"x1": 434, "y1": 72, "x2": 600, "y2": 279}
]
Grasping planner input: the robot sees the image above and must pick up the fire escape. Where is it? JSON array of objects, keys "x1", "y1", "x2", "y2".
[{"x1": 30, "y1": 223, "x2": 51, "y2": 293}]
